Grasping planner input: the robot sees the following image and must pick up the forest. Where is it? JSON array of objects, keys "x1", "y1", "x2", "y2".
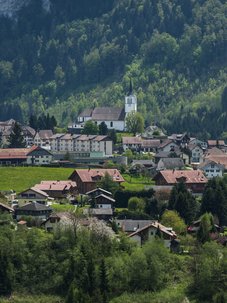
[{"x1": 0, "y1": 0, "x2": 226, "y2": 138}]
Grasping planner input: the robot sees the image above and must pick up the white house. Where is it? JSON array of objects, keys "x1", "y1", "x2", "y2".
[
  {"x1": 188, "y1": 144, "x2": 204, "y2": 164},
  {"x1": 158, "y1": 140, "x2": 179, "y2": 153},
  {"x1": 199, "y1": 160, "x2": 224, "y2": 179}
]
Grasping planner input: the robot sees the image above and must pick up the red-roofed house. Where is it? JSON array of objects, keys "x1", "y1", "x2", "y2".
[
  {"x1": 69, "y1": 169, "x2": 124, "y2": 193},
  {"x1": 34, "y1": 180, "x2": 77, "y2": 198},
  {"x1": 0, "y1": 146, "x2": 52, "y2": 165},
  {"x1": 153, "y1": 169, "x2": 207, "y2": 193}
]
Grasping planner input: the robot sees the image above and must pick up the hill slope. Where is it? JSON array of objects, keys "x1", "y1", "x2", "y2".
[{"x1": 0, "y1": 0, "x2": 226, "y2": 138}]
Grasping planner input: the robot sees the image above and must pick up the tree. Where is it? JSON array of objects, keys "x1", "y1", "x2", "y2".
[
  {"x1": 99, "y1": 121, "x2": 108, "y2": 135},
  {"x1": 161, "y1": 210, "x2": 186, "y2": 234},
  {"x1": 197, "y1": 213, "x2": 215, "y2": 244},
  {"x1": 125, "y1": 112, "x2": 144, "y2": 135},
  {"x1": 82, "y1": 120, "x2": 99, "y2": 135},
  {"x1": 221, "y1": 86, "x2": 227, "y2": 112},
  {"x1": 108, "y1": 129, "x2": 117, "y2": 144},
  {"x1": 8, "y1": 122, "x2": 26, "y2": 148},
  {"x1": 168, "y1": 182, "x2": 198, "y2": 224},
  {"x1": 0, "y1": 253, "x2": 13, "y2": 296},
  {"x1": 97, "y1": 172, "x2": 119, "y2": 194},
  {"x1": 201, "y1": 178, "x2": 227, "y2": 226},
  {"x1": 128, "y1": 197, "x2": 145, "y2": 213}
]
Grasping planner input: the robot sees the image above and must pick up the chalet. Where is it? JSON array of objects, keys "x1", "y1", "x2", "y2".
[
  {"x1": 34, "y1": 180, "x2": 77, "y2": 199},
  {"x1": 154, "y1": 151, "x2": 190, "y2": 165},
  {"x1": 122, "y1": 136, "x2": 142, "y2": 151},
  {"x1": 26, "y1": 146, "x2": 53, "y2": 165},
  {"x1": 198, "y1": 160, "x2": 224, "y2": 178},
  {"x1": 168, "y1": 133, "x2": 190, "y2": 146},
  {"x1": 116, "y1": 219, "x2": 155, "y2": 234},
  {"x1": 153, "y1": 170, "x2": 207, "y2": 193},
  {"x1": 83, "y1": 208, "x2": 113, "y2": 221},
  {"x1": 158, "y1": 139, "x2": 179, "y2": 153},
  {"x1": 17, "y1": 187, "x2": 51, "y2": 205},
  {"x1": 86, "y1": 188, "x2": 113, "y2": 199},
  {"x1": 130, "y1": 159, "x2": 157, "y2": 176},
  {"x1": 69, "y1": 169, "x2": 124, "y2": 194},
  {"x1": 15, "y1": 202, "x2": 52, "y2": 221},
  {"x1": 0, "y1": 146, "x2": 52, "y2": 166},
  {"x1": 128, "y1": 221, "x2": 177, "y2": 248},
  {"x1": 204, "y1": 149, "x2": 227, "y2": 171},
  {"x1": 156, "y1": 158, "x2": 184, "y2": 171}
]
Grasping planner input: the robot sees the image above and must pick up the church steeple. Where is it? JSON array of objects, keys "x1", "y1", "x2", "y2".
[
  {"x1": 125, "y1": 78, "x2": 137, "y2": 116},
  {"x1": 128, "y1": 78, "x2": 133, "y2": 96}
]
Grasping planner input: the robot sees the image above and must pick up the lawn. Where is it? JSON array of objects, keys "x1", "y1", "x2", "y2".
[
  {"x1": 0, "y1": 167, "x2": 74, "y2": 193},
  {"x1": 122, "y1": 174, "x2": 155, "y2": 191}
]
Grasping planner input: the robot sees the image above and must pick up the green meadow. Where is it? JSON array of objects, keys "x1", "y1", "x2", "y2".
[{"x1": 0, "y1": 167, "x2": 74, "y2": 193}]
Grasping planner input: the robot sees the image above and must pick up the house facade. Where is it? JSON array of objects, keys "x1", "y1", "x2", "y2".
[
  {"x1": 34, "y1": 130, "x2": 53, "y2": 150},
  {"x1": 69, "y1": 169, "x2": 124, "y2": 194},
  {"x1": 17, "y1": 187, "x2": 50, "y2": 205},
  {"x1": 15, "y1": 202, "x2": 52, "y2": 220},
  {"x1": 154, "y1": 169, "x2": 207, "y2": 193},
  {"x1": 50, "y1": 134, "x2": 113, "y2": 156},
  {"x1": 199, "y1": 160, "x2": 224, "y2": 178},
  {"x1": 26, "y1": 146, "x2": 53, "y2": 165},
  {"x1": 189, "y1": 144, "x2": 204, "y2": 164},
  {"x1": 128, "y1": 222, "x2": 177, "y2": 248}
]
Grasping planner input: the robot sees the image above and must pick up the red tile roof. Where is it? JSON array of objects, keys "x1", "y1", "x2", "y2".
[
  {"x1": 155, "y1": 170, "x2": 207, "y2": 184},
  {"x1": 70, "y1": 169, "x2": 125, "y2": 183},
  {"x1": 0, "y1": 145, "x2": 37, "y2": 159},
  {"x1": 204, "y1": 155, "x2": 227, "y2": 169},
  {"x1": 208, "y1": 140, "x2": 225, "y2": 146},
  {"x1": 34, "y1": 180, "x2": 77, "y2": 191},
  {"x1": 122, "y1": 136, "x2": 142, "y2": 144}
]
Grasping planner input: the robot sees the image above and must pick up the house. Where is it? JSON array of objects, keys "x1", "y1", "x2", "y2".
[
  {"x1": 34, "y1": 130, "x2": 53, "y2": 150},
  {"x1": 116, "y1": 219, "x2": 155, "y2": 234},
  {"x1": 168, "y1": 133, "x2": 190, "y2": 146},
  {"x1": 207, "y1": 140, "x2": 226, "y2": 149},
  {"x1": 153, "y1": 169, "x2": 208, "y2": 193},
  {"x1": 156, "y1": 158, "x2": 184, "y2": 171},
  {"x1": 204, "y1": 150, "x2": 227, "y2": 171},
  {"x1": 69, "y1": 169, "x2": 124, "y2": 194},
  {"x1": 142, "y1": 125, "x2": 166, "y2": 139},
  {"x1": 42, "y1": 212, "x2": 86, "y2": 232},
  {"x1": 189, "y1": 138, "x2": 208, "y2": 150},
  {"x1": 122, "y1": 136, "x2": 142, "y2": 151},
  {"x1": 198, "y1": 160, "x2": 225, "y2": 178},
  {"x1": 0, "y1": 119, "x2": 35, "y2": 147},
  {"x1": 154, "y1": 150, "x2": 190, "y2": 165},
  {"x1": 34, "y1": 180, "x2": 78, "y2": 199},
  {"x1": 0, "y1": 202, "x2": 14, "y2": 213},
  {"x1": 17, "y1": 187, "x2": 51, "y2": 205},
  {"x1": 86, "y1": 188, "x2": 113, "y2": 199},
  {"x1": 188, "y1": 144, "x2": 204, "y2": 164},
  {"x1": 26, "y1": 146, "x2": 53, "y2": 165},
  {"x1": 158, "y1": 139, "x2": 179, "y2": 153},
  {"x1": 130, "y1": 160, "x2": 157, "y2": 176},
  {"x1": 15, "y1": 202, "x2": 52, "y2": 221},
  {"x1": 77, "y1": 80, "x2": 137, "y2": 131},
  {"x1": 128, "y1": 221, "x2": 177, "y2": 248},
  {"x1": 0, "y1": 146, "x2": 52, "y2": 166},
  {"x1": 83, "y1": 208, "x2": 113, "y2": 221},
  {"x1": 141, "y1": 139, "x2": 161, "y2": 152}
]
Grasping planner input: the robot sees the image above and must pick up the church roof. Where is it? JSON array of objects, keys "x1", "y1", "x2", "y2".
[{"x1": 79, "y1": 107, "x2": 125, "y2": 121}]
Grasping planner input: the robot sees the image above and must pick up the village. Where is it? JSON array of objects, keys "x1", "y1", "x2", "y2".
[{"x1": 0, "y1": 85, "x2": 227, "y2": 251}]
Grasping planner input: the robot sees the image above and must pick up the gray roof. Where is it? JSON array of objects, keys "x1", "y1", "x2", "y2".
[
  {"x1": 132, "y1": 160, "x2": 156, "y2": 167},
  {"x1": 157, "y1": 158, "x2": 184, "y2": 170},
  {"x1": 116, "y1": 219, "x2": 156, "y2": 232},
  {"x1": 86, "y1": 187, "x2": 112, "y2": 196},
  {"x1": 38, "y1": 130, "x2": 53, "y2": 139},
  {"x1": 155, "y1": 150, "x2": 181, "y2": 159},
  {"x1": 79, "y1": 107, "x2": 125, "y2": 121},
  {"x1": 17, "y1": 202, "x2": 52, "y2": 212},
  {"x1": 83, "y1": 208, "x2": 113, "y2": 216}
]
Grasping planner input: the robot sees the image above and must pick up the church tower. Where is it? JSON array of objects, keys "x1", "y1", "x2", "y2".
[{"x1": 125, "y1": 78, "x2": 137, "y2": 116}]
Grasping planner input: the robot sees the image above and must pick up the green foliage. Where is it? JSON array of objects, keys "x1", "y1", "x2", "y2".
[
  {"x1": 169, "y1": 182, "x2": 198, "y2": 224},
  {"x1": 99, "y1": 122, "x2": 108, "y2": 135},
  {"x1": 161, "y1": 210, "x2": 186, "y2": 235},
  {"x1": 114, "y1": 188, "x2": 154, "y2": 208},
  {"x1": 97, "y1": 172, "x2": 119, "y2": 194},
  {"x1": 126, "y1": 112, "x2": 144, "y2": 135},
  {"x1": 201, "y1": 178, "x2": 227, "y2": 225},
  {"x1": 8, "y1": 122, "x2": 26, "y2": 148},
  {"x1": 197, "y1": 213, "x2": 215, "y2": 244},
  {"x1": 128, "y1": 197, "x2": 145, "y2": 213},
  {"x1": 82, "y1": 120, "x2": 99, "y2": 135}
]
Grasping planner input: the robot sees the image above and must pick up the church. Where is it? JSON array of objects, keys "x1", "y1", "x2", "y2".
[{"x1": 77, "y1": 80, "x2": 137, "y2": 131}]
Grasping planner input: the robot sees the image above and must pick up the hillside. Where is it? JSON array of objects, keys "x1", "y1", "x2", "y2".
[{"x1": 0, "y1": 0, "x2": 226, "y2": 138}]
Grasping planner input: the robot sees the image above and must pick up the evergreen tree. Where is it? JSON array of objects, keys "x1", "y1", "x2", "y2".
[
  {"x1": 82, "y1": 120, "x2": 99, "y2": 135},
  {"x1": 108, "y1": 129, "x2": 117, "y2": 144},
  {"x1": 0, "y1": 254, "x2": 12, "y2": 296},
  {"x1": 97, "y1": 172, "x2": 119, "y2": 194},
  {"x1": 197, "y1": 213, "x2": 214, "y2": 244},
  {"x1": 100, "y1": 259, "x2": 109, "y2": 303},
  {"x1": 99, "y1": 121, "x2": 108, "y2": 135},
  {"x1": 8, "y1": 122, "x2": 26, "y2": 148}
]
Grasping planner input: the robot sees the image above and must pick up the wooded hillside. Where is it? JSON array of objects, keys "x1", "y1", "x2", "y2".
[{"x1": 0, "y1": 0, "x2": 226, "y2": 138}]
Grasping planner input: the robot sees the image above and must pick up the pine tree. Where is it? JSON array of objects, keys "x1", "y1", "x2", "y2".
[
  {"x1": 8, "y1": 122, "x2": 26, "y2": 148},
  {"x1": 99, "y1": 121, "x2": 108, "y2": 135},
  {"x1": 100, "y1": 259, "x2": 109, "y2": 303},
  {"x1": 0, "y1": 254, "x2": 12, "y2": 296}
]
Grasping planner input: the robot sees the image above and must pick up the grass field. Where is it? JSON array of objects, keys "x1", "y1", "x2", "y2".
[
  {"x1": 0, "y1": 167, "x2": 74, "y2": 193},
  {"x1": 122, "y1": 174, "x2": 155, "y2": 191}
]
